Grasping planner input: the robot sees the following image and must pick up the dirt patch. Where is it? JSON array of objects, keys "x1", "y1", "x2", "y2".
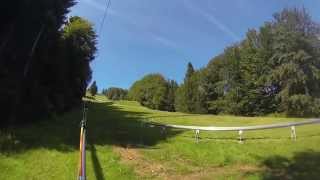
[
  {"x1": 167, "y1": 164, "x2": 263, "y2": 180},
  {"x1": 113, "y1": 145, "x2": 168, "y2": 179},
  {"x1": 113, "y1": 145, "x2": 263, "y2": 179}
]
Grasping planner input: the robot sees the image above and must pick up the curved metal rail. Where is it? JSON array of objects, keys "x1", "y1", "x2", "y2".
[
  {"x1": 148, "y1": 118, "x2": 320, "y2": 142},
  {"x1": 156, "y1": 118, "x2": 320, "y2": 131}
]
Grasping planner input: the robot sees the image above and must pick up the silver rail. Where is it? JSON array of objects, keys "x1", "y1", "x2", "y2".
[{"x1": 151, "y1": 118, "x2": 320, "y2": 131}]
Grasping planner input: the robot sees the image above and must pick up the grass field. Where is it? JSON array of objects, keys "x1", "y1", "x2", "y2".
[{"x1": 1, "y1": 95, "x2": 320, "y2": 179}]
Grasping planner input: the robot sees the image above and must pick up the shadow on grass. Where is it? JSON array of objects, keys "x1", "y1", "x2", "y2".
[
  {"x1": 87, "y1": 101, "x2": 184, "y2": 147},
  {"x1": 0, "y1": 101, "x2": 184, "y2": 153},
  {"x1": 0, "y1": 101, "x2": 184, "y2": 179},
  {"x1": 89, "y1": 143, "x2": 104, "y2": 180},
  {"x1": 260, "y1": 150, "x2": 320, "y2": 180}
]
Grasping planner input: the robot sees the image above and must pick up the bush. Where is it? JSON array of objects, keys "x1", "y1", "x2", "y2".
[
  {"x1": 128, "y1": 74, "x2": 171, "y2": 111},
  {"x1": 104, "y1": 87, "x2": 128, "y2": 100},
  {"x1": 287, "y1": 95, "x2": 316, "y2": 117}
]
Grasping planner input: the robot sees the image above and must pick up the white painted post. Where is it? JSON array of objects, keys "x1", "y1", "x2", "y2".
[
  {"x1": 195, "y1": 129, "x2": 200, "y2": 143},
  {"x1": 291, "y1": 126, "x2": 296, "y2": 141},
  {"x1": 238, "y1": 130, "x2": 243, "y2": 143}
]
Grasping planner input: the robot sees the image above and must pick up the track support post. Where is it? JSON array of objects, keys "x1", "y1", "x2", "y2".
[
  {"x1": 291, "y1": 126, "x2": 297, "y2": 141},
  {"x1": 195, "y1": 129, "x2": 200, "y2": 143},
  {"x1": 238, "y1": 130, "x2": 244, "y2": 143}
]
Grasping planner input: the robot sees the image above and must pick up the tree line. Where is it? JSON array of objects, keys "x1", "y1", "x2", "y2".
[
  {"x1": 102, "y1": 87, "x2": 128, "y2": 100},
  {"x1": 1, "y1": 1, "x2": 97, "y2": 127},
  {"x1": 128, "y1": 8, "x2": 320, "y2": 117}
]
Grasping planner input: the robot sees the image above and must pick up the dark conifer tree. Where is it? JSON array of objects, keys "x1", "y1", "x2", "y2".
[{"x1": 89, "y1": 81, "x2": 98, "y2": 97}]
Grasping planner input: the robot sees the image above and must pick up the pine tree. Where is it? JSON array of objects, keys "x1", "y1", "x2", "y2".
[
  {"x1": 89, "y1": 81, "x2": 98, "y2": 96},
  {"x1": 175, "y1": 62, "x2": 207, "y2": 113},
  {"x1": 166, "y1": 80, "x2": 178, "y2": 111},
  {"x1": 185, "y1": 62, "x2": 195, "y2": 82},
  {"x1": 0, "y1": 0, "x2": 100, "y2": 126}
]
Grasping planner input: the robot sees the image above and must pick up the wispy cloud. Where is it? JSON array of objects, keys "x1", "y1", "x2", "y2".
[
  {"x1": 183, "y1": 0, "x2": 240, "y2": 41},
  {"x1": 82, "y1": 0, "x2": 116, "y2": 15},
  {"x1": 81, "y1": 0, "x2": 179, "y2": 50},
  {"x1": 151, "y1": 34, "x2": 179, "y2": 49},
  {"x1": 125, "y1": 18, "x2": 179, "y2": 50}
]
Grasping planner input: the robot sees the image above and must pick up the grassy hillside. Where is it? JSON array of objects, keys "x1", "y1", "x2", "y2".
[{"x1": 1, "y1": 95, "x2": 320, "y2": 179}]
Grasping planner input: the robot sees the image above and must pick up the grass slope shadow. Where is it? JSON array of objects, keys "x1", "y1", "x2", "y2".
[
  {"x1": 0, "y1": 100, "x2": 184, "y2": 179},
  {"x1": 87, "y1": 101, "x2": 184, "y2": 148},
  {"x1": 1, "y1": 101, "x2": 184, "y2": 153},
  {"x1": 259, "y1": 150, "x2": 320, "y2": 180}
]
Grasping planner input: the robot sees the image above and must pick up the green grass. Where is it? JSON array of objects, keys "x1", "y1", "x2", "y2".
[
  {"x1": 0, "y1": 98, "x2": 137, "y2": 180},
  {"x1": 1, "y1": 95, "x2": 320, "y2": 179},
  {"x1": 113, "y1": 99, "x2": 320, "y2": 179}
]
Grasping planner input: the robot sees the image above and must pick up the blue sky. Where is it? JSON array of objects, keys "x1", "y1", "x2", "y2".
[{"x1": 70, "y1": 0, "x2": 320, "y2": 90}]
